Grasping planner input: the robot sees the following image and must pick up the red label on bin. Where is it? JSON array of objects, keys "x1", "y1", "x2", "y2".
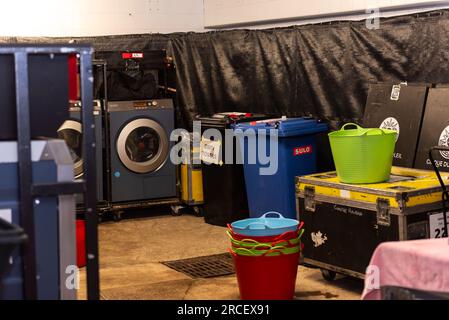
[
  {"x1": 293, "y1": 145, "x2": 313, "y2": 156},
  {"x1": 122, "y1": 52, "x2": 144, "y2": 59}
]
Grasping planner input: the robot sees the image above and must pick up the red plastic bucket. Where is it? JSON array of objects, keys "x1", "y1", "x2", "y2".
[
  {"x1": 230, "y1": 250, "x2": 300, "y2": 300},
  {"x1": 76, "y1": 220, "x2": 86, "y2": 268}
]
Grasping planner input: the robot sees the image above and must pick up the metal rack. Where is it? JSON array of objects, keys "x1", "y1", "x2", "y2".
[
  {"x1": 0, "y1": 44, "x2": 100, "y2": 300},
  {"x1": 94, "y1": 50, "x2": 182, "y2": 219},
  {"x1": 73, "y1": 53, "x2": 181, "y2": 220}
]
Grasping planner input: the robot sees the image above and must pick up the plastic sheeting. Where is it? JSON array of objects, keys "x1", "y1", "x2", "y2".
[
  {"x1": 169, "y1": 11, "x2": 449, "y2": 130},
  {"x1": 2, "y1": 10, "x2": 449, "y2": 130}
]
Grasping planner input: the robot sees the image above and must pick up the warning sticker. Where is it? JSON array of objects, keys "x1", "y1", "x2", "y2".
[{"x1": 200, "y1": 139, "x2": 222, "y2": 165}]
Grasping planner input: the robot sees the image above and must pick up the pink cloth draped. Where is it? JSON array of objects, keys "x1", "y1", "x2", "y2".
[{"x1": 362, "y1": 238, "x2": 449, "y2": 300}]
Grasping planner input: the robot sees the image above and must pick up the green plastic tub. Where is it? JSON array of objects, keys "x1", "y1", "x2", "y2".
[
  {"x1": 227, "y1": 229, "x2": 304, "y2": 249},
  {"x1": 328, "y1": 123, "x2": 397, "y2": 184},
  {"x1": 231, "y1": 245, "x2": 301, "y2": 257}
]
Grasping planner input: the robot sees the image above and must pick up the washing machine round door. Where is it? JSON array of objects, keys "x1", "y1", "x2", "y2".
[
  {"x1": 57, "y1": 120, "x2": 84, "y2": 178},
  {"x1": 117, "y1": 118, "x2": 169, "y2": 174}
]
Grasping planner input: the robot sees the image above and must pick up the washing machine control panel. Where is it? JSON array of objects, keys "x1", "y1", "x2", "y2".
[{"x1": 108, "y1": 99, "x2": 174, "y2": 111}]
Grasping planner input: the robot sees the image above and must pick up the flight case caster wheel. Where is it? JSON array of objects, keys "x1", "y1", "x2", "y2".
[
  {"x1": 321, "y1": 269, "x2": 337, "y2": 282},
  {"x1": 193, "y1": 206, "x2": 203, "y2": 217},
  {"x1": 113, "y1": 211, "x2": 123, "y2": 222},
  {"x1": 171, "y1": 206, "x2": 183, "y2": 216}
]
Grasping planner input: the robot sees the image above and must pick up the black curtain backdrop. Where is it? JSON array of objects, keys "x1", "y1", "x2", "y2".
[{"x1": 2, "y1": 10, "x2": 449, "y2": 130}]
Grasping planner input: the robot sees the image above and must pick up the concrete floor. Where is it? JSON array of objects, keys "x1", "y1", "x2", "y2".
[{"x1": 78, "y1": 212, "x2": 363, "y2": 300}]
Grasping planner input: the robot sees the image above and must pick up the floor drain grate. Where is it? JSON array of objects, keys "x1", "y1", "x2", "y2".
[{"x1": 161, "y1": 253, "x2": 235, "y2": 279}]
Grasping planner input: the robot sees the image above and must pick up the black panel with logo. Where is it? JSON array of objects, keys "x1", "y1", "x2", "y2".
[
  {"x1": 94, "y1": 51, "x2": 168, "y2": 102},
  {"x1": 362, "y1": 83, "x2": 429, "y2": 168},
  {"x1": 415, "y1": 87, "x2": 449, "y2": 172}
]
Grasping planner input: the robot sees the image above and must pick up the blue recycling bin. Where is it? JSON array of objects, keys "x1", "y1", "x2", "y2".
[{"x1": 234, "y1": 117, "x2": 328, "y2": 219}]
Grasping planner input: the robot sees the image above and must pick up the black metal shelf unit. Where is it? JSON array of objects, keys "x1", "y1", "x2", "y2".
[{"x1": 0, "y1": 44, "x2": 100, "y2": 300}]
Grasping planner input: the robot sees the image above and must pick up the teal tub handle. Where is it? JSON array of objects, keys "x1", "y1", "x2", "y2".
[
  {"x1": 260, "y1": 211, "x2": 284, "y2": 219},
  {"x1": 246, "y1": 223, "x2": 271, "y2": 230}
]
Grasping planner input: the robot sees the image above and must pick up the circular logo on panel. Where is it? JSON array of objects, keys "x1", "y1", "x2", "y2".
[
  {"x1": 438, "y1": 125, "x2": 449, "y2": 159},
  {"x1": 380, "y1": 117, "x2": 400, "y2": 142}
]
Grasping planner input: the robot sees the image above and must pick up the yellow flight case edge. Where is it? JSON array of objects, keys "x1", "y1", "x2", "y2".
[{"x1": 295, "y1": 166, "x2": 449, "y2": 280}]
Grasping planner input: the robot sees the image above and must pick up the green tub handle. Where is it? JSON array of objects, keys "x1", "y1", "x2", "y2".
[
  {"x1": 232, "y1": 245, "x2": 287, "y2": 256},
  {"x1": 368, "y1": 128, "x2": 387, "y2": 135},
  {"x1": 226, "y1": 231, "x2": 261, "y2": 245},
  {"x1": 232, "y1": 247, "x2": 266, "y2": 256},
  {"x1": 250, "y1": 244, "x2": 285, "y2": 251},
  {"x1": 341, "y1": 123, "x2": 364, "y2": 131},
  {"x1": 232, "y1": 248, "x2": 252, "y2": 255},
  {"x1": 262, "y1": 246, "x2": 300, "y2": 257},
  {"x1": 340, "y1": 123, "x2": 385, "y2": 136},
  {"x1": 261, "y1": 245, "x2": 285, "y2": 251},
  {"x1": 227, "y1": 231, "x2": 269, "y2": 247},
  {"x1": 226, "y1": 230, "x2": 236, "y2": 240},
  {"x1": 232, "y1": 247, "x2": 260, "y2": 256},
  {"x1": 341, "y1": 123, "x2": 393, "y2": 136},
  {"x1": 228, "y1": 228, "x2": 305, "y2": 248},
  {"x1": 241, "y1": 239, "x2": 267, "y2": 245}
]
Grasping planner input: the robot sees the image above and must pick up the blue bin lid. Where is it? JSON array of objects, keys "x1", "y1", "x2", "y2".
[{"x1": 234, "y1": 117, "x2": 328, "y2": 137}]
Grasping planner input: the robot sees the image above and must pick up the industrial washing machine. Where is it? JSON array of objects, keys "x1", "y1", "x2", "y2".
[
  {"x1": 107, "y1": 99, "x2": 177, "y2": 210},
  {"x1": 57, "y1": 100, "x2": 105, "y2": 203}
]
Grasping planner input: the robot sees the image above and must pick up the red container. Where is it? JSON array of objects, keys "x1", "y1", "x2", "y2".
[
  {"x1": 227, "y1": 221, "x2": 304, "y2": 243},
  {"x1": 231, "y1": 250, "x2": 300, "y2": 300},
  {"x1": 76, "y1": 220, "x2": 86, "y2": 268},
  {"x1": 68, "y1": 54, "x2": 79, "y2": 101}
]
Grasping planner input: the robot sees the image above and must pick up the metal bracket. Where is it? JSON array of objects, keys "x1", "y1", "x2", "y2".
[
  {"x1": 376, "y1": 198, "x2": 391, "y2": 226},
  {"x1": 304, "y1": 186, "x2": 316, "y2": 212},
  {"x1": 390, "y1": 82, "x2": 407, "y2": 101},
  {"x1": 32, "y1": 181, "x2": 85, "y2": 196},
  {"x1": 395, "y1": 192, "x2": 409, "y2": 212}
]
